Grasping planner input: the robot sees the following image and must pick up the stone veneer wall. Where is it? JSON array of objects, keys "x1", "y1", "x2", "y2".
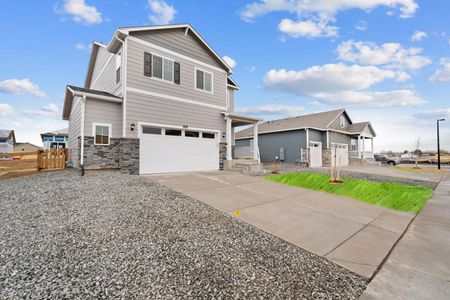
[
  {"x1": 322, "y1": 149, "x2": 332, "y2": 167},
  {"x1": 219, "y1": 142, "x2": 226, "y2": 170},
  {"x1": 119, "y1": 138, "x2": 139, "y2": 175},
  {"x1": 79, "y1": 137, "x2": 139, "y2": 174}
]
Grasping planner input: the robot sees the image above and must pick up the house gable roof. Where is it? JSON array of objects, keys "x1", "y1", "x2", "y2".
[
  {"x1": 83, "y1": 42, "x2": 107, "y2": 89},
  {"x1": 62, "y1": 85, "x2": 122, "y2": 120},
  {"x1": 109, "y1": 24, "x2": 233, "y2": 73},
  {"x1": 0, "y1": 129, "x2": 16, "y2": 143},
  {"x1": 235, "y1": 109, "x2": 376, "y2": 139}
]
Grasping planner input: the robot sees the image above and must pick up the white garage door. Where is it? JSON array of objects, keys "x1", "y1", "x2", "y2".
[
  {"x1": 331, "y1": 143, "x2": 349, "y2": 166},
  {"x1": 139, "y1": 125, "x2": 219, "y2": 174},
  {"x1": 309, "y1": 141, "x2": 322, "y2": 167}
]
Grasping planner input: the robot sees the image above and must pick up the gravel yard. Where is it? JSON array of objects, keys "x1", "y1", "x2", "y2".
[{"x1": 0, "y1": 170, "x2": 366, "y2": 299}]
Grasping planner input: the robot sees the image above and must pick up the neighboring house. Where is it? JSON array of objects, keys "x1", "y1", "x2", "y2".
[
  {"x1": 0, "y1": 130, "x2": 16, "y2": 154},
  {"x1": 14, "y1": 142, "x2": 42, "y2": 152},
  {"x1": 235, "y1": 109, "x2": 376, "y2": 167},
  {"x1": 40, "y1": 129, "x2": 69, "y2": 150},
  {"x1": 62, "y1": 24, "x2": 260, "y2": 174}
]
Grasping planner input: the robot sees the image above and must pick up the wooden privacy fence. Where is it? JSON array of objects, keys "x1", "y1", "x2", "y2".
[{"x1": 0, "y1": 149, "x2": 67, "y2": 176}]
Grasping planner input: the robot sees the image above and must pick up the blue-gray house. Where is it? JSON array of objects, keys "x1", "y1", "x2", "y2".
[{"x1": 234, "y1": 109, "x2": 376, "y2": 167}]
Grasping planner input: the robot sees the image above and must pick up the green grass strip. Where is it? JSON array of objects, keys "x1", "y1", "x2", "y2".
[{"x1": 265, "y1": 172, "x2": 433, "y2": 214}]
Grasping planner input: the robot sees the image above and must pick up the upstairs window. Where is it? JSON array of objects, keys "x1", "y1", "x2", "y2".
[
  {"x1": 144, "y1": 52, "x2": 180, "y2": 84},
  {"x1": 196, "y1": 69, "x2": 213, "y2": 93},
  {"x1": 93, "y1": 123, "x2": 111, "y2": 145},
  {"x1": 340, "y1": 116, "x2": 345, "y2": 128}
]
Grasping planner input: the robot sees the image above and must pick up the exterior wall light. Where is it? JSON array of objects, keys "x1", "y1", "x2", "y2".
[{"x1": 130, "y1": 123, "x2": 136, "y2": 131}]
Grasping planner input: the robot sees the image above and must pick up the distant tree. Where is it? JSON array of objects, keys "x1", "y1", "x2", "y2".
[
  {"x1": 403, "y1": 150, "x2": 408, "y2": 154},
  {"x1": 413, "y1": 137, "x2": 422, "y2": 168}
]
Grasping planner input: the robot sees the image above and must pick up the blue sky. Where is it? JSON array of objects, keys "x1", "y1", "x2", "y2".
[{"x1": 0, "y1": 0, "x2": 449, "y2": 151}]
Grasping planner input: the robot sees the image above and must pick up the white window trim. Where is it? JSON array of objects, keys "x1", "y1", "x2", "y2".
[
  {"x1": 92, "y1": 122, "x2": 112, "y2": 145},
  {"x1": 194, "y1": 67, "x2": 214, "y2": 94},
  {"x1": 151, "y1": 53, "x2": 175, "y2": 84},
  {"x1": 138, "y1": 122, "x2": 219, "y2": 139},
  {"x1": 115, "y1": 50, "x2": 122, "y2": 87}
]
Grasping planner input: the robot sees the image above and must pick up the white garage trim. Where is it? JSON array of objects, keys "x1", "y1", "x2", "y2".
[
  {"x1": 137, "y1": 121, "x2": 220, "y2": 137},
  {"x1": 331, "y1": 143, "x2": 349, "y2": 167},
  {"x1": 138, "y1": 122, "x2": 220, "y2": 174}
]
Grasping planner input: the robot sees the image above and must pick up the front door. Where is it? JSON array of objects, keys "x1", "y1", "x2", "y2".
[{"x1": 309, "y1": 141, "x2": 322, "y2": 167}]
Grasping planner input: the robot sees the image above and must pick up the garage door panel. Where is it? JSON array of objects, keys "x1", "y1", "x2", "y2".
[
  {"x1": 139, "y1": 133, "x2": 219, "y2": 174},
  {"x1": 331, "y1": 144, "x2": 349, "y2": 166}
]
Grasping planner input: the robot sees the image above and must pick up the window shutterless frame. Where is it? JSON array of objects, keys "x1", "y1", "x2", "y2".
[
  {"x1": 194, "y1": 67, "x2": 213, "y2": 94},
  {"x1": 92, "y1": 122, "x2": 112, "y2": 145}
]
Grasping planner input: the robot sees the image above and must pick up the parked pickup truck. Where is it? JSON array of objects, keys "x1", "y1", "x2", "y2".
[{"x1": 374, "y1": 154, "x2": 401, "y2": 166}]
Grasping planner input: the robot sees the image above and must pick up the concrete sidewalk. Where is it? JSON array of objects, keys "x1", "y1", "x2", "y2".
[
  {"x1": 361, "y1": 173, "x2": 450, "y2": 299},
  {"x1": 146, "y1": 171, "x2": 414, "y2": 278}
]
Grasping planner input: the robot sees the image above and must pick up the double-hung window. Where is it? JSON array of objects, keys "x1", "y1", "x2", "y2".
[
  {"x1": 196, "y1": 69, "x2": 213, "y2": 93},
  {"x1": 93, "y1": 123, "x2": 111, "y2": 145},
  {"x1": 144, "y1": 52, "x2": 180, "y2": 84}
]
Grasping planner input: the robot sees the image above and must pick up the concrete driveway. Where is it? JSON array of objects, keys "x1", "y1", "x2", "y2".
[{"x1": 146, "y1": 171, "x2": 414, "y2": 278}]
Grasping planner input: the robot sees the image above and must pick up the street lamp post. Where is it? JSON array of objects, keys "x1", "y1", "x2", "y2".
[{"x1": 437, "y1": 118, "x2": 445, "y2": 170}]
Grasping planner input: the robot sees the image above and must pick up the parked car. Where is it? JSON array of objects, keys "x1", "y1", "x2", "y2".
[
  {"x1": 374, "y1": 154, "x2": 401, "y2": 166},
  {"x1": 400, "y1": 153, "x2": 417, "y2": 163}
]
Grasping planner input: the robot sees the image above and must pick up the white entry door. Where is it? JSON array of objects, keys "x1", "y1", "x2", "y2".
[
  {"x1": 331, "y1": 143, "x2": 349, "y2": 166},
  {"x1": 139, "y1": 125, "x2": 219, "y2": 174},
  {"x1": 309, "y1": 141, "x2": 322, "y2": 167}
]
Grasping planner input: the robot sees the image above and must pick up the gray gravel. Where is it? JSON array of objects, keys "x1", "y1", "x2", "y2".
[{"x1": 1, "y1": 170, "x2": 367, "y2": 299}]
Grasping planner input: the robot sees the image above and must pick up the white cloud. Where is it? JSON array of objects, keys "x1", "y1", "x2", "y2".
[
  {"x1": 75, "y1": 42, "x2": 89, "y2": 51},
  {"x1": 337, "y1": 40, "x2": 431, "y2": 70},
  {"x1": 264, "y1": 64, "x2": 397, "y2": 94},
  {"x1": 355, "y1": 20, "x2": 368, "y2": 31},
  {"x1": 448, "y1": 38, "x2": 450, "y2": 45},
  {"x1": 413, "y1": 108, "x2": 450, "y2": 119},
  {"x1": 241, "y1": 0, "x2": 418, "y2": 21},
  {"x1": 245, "y1": 66, "x2": 257, "y2": 72},
  {"x1": 148, "y1": 0, "x2": 176, "y2": 24},
  {"x1": 58, "y1": 0, "x2": 103, "y2": 25},
  {"x1": 223, "y1": 56, "x2": 237, "y2": 68},
  {"x1": 0, "y1": 103, "x2": 14, "y2": 117},
  {"x1": 236, "y1": 104, "x2": 304, "y2": 116},
  {"x1": 429, "y1": 59, "x2": 450, "y2": 83},
  {"x1": 278, "y1": 19, "x2": 338, "y2": 38},
  {"x1": 24, "y1": 103, "x2": 61, "y2": 118},
  {"x1": 411, "y1": 30, "x2": 427, "y2": 42},
  {"x1": 241, "y1": 0, "x2": 418, "y2": 38},
  {"x1": 263, "y1": 64, "x2": 425, "y2": 107},
  {"x1": 312, "y1": 90, "x2": 425, "y2": 107},
  {"x1": 0, "y1": 79, "x2": 46, "y2": 98}
]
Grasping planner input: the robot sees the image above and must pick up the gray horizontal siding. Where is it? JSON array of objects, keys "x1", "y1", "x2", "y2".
[
  {"x1": 235, "y1": 139, "x2": 250, "y2": 147},
  {"x1": 84, "y1": 98, "x2": 122, "y2": 138},
  {"x1": 126, "y1": 38, "x2": 227, "y2": 108},
  {"x1": 130, "y1": 28, "x2": 223, "y2": 69},
  {"x1": 68, "y1": 96, "x2": 82, "y2": 168},
  {"x1": 329, "y1": 132, "x2": 351, "y2": 145},
  {"x1": 252, "y1": 130, "x2": 306, "y2": 163},
  {"x1": 125, "y1": 90, "x2": 226, "y2": 140},
  {"x1": 90, "y1": 46, "x2": 122, "y2": 97},
  {"x1": 329, "y1": 112, "x2": 351, "y2": 130},
  {"x1": 228, "y1": 88, "x2": 234, "y2": 112},
  {"x1": 309, "y1": 129, "x2": 327, "y2": 148}
]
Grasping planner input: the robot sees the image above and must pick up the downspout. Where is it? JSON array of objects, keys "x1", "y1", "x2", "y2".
[
  {"x1": 80, "y1": 94, "x2": 86, "y2": 176},
  {"x1": 115, "y1": 33, "x2": 127, "y2": 138}
]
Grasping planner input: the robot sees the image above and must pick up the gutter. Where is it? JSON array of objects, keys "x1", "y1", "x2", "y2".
[
  {"x1": 114, "y1": 33, "x2": 128, "y2": 137},
  {"x1": 80, "y1": 95, "x2": 86, "y2": 176}
]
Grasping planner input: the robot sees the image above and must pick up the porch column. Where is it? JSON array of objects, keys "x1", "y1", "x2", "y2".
[
  {"x1": 371, "y1": 138, "x2": 374, "y2": 153},
  {"x1": 226, "y1": 117, "x2": 232, "y2": 160},
  {"x1": 253, "y1": 122, "x2": 259, "y2": 162},
  {"x1": 358, "y1": 136, "x2": 362, "y2": 159},
  {"x1": 362, "y1": 136, "x2": 365, "y2": 158}
]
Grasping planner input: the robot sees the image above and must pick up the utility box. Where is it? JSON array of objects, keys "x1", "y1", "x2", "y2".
[{"x1": 280, "y1": 147, "x2": 285, "y2": 161}]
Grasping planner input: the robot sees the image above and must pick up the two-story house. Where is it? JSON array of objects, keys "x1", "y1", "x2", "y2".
[
  {"x1": 62, "y1": 24, "x2": 260, "y2": 174},
  {"x1": 235, "y1": 109, "x2": 376, "y2": 167}
]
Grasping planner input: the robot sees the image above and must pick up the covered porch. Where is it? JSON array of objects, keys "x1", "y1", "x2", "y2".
[
  {"x1": 350, "y1": 134, "x2": 375, "y2": 159},
  {"x1": 222, "y1": 112, "x2": 262, "y2": 172}
]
